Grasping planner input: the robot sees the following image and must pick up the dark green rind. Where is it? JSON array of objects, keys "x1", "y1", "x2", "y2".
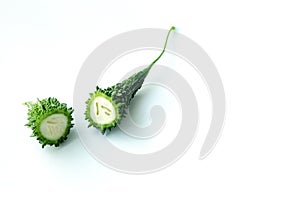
[
  {"x1": 112, "y1": 66, "x2": 151, "y2": 117},
  {"x1": 24, "y1": 97, "x2": 74, "y2": 148},
  {"x1": 85, "y1": 26, "x2": 175, "y2": 134}
]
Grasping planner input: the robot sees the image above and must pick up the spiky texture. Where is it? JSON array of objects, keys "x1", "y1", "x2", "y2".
[
  {"x1": 85, "y1": 26, "x2": 175, "y2": 134},
  {"x1": 24, "y1": 97, "x2": 74, "y2": 148}
]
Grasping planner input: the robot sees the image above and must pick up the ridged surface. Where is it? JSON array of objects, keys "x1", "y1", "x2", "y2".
[
  {"x1": 24, "y1": 97, "x2": 74, "y2": 148},
  {"x1": 85, "y1": 26, "x2": 175, "y2": 134}
]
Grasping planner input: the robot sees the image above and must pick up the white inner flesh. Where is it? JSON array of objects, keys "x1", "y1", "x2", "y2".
[
  {"x1": 40, "y1": 114, "x2": 68, "y2": 140},
  {"x1": 90, "y1": 96, "x2": 116, "y2": 125}
]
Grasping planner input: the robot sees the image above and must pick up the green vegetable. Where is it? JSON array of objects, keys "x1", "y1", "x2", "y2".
[
  {"x1": 24, "y1": 97, "x2": 74, "y2": 148},
  {"x1": 85, "y1": 26, "x2": 175, "y2": 134}
]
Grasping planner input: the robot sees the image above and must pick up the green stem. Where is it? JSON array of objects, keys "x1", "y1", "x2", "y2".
[{"x1": 148, "y1": 26, "x2": 175, "y2": 69}]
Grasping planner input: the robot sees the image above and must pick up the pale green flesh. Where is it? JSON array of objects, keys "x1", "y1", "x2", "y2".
[
  {"x1": 39, "y1": 114, "x2": 68, "y2": 140},
  {"x1": 90, "y1": 96, "x2": 116, "y2": 125}
]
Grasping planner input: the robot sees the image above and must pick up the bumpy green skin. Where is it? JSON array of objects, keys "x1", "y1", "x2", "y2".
[
  {"x1": 85, "y1": 66, "x2": 151, "y2": 133},
  {"x1": 24, "y1": 97, "x2": 74, "y2": 148},
  {"x1": 85, "y1": 26, "x2": 175, "y2": 134}
]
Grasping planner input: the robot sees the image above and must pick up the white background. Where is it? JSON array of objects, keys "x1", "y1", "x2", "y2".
[{"x1": 1, "y1": 0, "x2": 299, "y2": 199}]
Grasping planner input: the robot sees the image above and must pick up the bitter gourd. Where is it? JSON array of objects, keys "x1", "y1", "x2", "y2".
[
  {"x1": 24, "y1": 97, "x2": 74, "y2": 147},
  {"x1": 85, "y1": 26, "x2": 175, "y2": 134}
]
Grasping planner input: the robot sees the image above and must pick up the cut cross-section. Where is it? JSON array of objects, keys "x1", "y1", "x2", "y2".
[
  {"x1": 40, "y1": 113, "x2": 68, "y2": 140},
  {"x1": 90, "y1": 96, "x2": 117, "y2": 125}
]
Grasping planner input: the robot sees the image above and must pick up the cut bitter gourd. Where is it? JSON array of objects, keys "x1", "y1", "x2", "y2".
[
  {"x1": 85, "y1": 26, "x2": 175, "y2": 134},
  {"x1": 24, "y1": 97, "x2": 74, "y2": 147}
]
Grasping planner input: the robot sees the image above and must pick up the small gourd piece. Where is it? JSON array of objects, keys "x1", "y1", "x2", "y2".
[{"x1": 24, "y1": 97, "x2": 74, "y2": 147}]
